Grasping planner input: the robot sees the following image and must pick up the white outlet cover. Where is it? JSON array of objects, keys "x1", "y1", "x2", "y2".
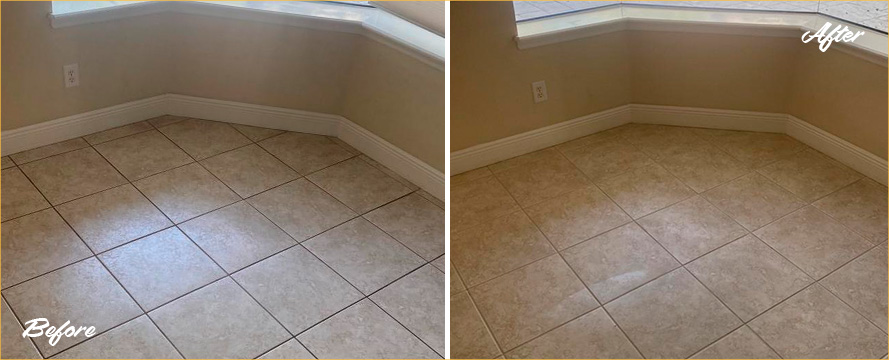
[
  {"x1": 63, "y1": 63, "x2": 79, "y2": 88},
  {"x1": 532, "y1": 80, "x2": 547, "y2": 103}
]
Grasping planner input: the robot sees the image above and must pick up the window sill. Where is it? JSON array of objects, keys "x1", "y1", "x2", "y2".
[{"x1": 49, "y1": 1, "x2": 444, "y2": 70}]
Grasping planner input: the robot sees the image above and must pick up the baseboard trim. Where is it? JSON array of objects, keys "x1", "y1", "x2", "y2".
[
  {"x1": 2, "y1": 94, "x2": 445, "y2": 200},
  {"x1": 451, "y1": 104, "x2": 888, "y2": 186}
]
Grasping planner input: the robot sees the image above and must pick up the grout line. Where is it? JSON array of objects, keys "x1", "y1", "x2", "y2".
[{"x1": 1, "y1": 293, "x2": 47, "y2": 359}]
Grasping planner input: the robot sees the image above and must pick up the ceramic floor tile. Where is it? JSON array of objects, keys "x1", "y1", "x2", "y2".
[
  {"x1": 563, "y1": 222, "x2": 680, "y2": 303},
  {"x1": 133, "y1": 163, "x2": 240, "y2": 223},
  {"x1": 554, "y1": 127, "x2": 623, "y2": 154},
  {"x1": 686, "y1": 234, "x2": 813, "y2": 321},
  {"x1": 1, "y1": 167, "x2": 50, "y2": 221},
  {"x1": 365, "y1": 193, "x2": 445, "y2": 261},
  {"x1": 179, "y1": 201, "x2": 296, "y2": 272},
  {"x1": 814, "y1": 178, "x2": 888, "y2": 243},
  {"x1": 754, "y1": 206, "x2": 873, "y2": 278},
  {"x1": 505, "y1": 308, "x2": 641, "y2": 359},
  {"x1": 56, "y1": 184, "x2": 172, "y2": 253},
  {"x1": 492, "y1": 149, "x2": 591, "y2": 208},
  {"x1": 94, "y1": 130, "x2": 194, "y2": 181},
  {"x1": 99, "y1": 228, "x2": 226, "y2": 310},
  {"x1": 84, "y1": 121, "x2": 154, "y2": 145},
  {"x1": 372, "y1": 264, "x2": 446, "y2": 355},
  {"x1": 20, "y1": 147, "x2": 127, "y2": 205},
  {"x1": 525, "y1": 186, "x2": 631, "y2": 250},
  {"x1": 487, "y1": 148, "x2": 560, "y2": 173},
  {"x1": 821, "y1": 242, "x2": 888, "y2": 332},
  {"x1": 700, "y1": 130, "x2": 806, "y2": 168},
  {"x1": 1, "y1": 208, "x2": 92, "y2": 287},
  {"x1": 307, "y1": 157, "x2": 411, "y2": 214},
  {"x1": 561, "y1": 139, "x2": 654, "y2": 183},
  {"x1": 303, "y1": 217, "x2": 424, "y2": 294},
  {"x1": 598, "y1": 163, "x2": 694, "y2": 219},
  {"x1": 231, "y1": 124, "x2": 285, "y2": 142},
  {"x1": 1, "y1": 300, "x2": 40, "y2": 360},
  {"x1": 418, "y1": 189, "x2": 445, "y2": 209},
  {"x1": 451, "y1": 175, "x2": 520, "y2": 234},
  {"x1": 451, "y1": 262, "x2": 466, "y2": 294},
  {"x1": 328, "y1": 136, "x2": 362, "y2": 156},
  {"x1": 232, "y1": 246, "x2": 363, "y2": 334},
  {"x1": 431, "y1": 256, "x2": 445, "y2": 271},
  {"x1": 248, "y1": 178, "x2": 356, "y2": 242},
  {"x1": 149, "y1": 278, "x2": 290, "y2": 359},
  {"x1": 259, "y1": 132, "x2": 354, "y2": 175},
  {"x1": 620, "y1": 124, "x2": 709, "y2": 160},
  {"x1": 703, "y1": 173, "x2": 805, "y2": 231},
  {"x1": 201, "y1": 144, "x2": 299, "y2": 198},
  {"x1": 451, "y1": 292, "x2": 501, "y2": 359},
  {"x1": 54, "y1": 315, "x2": 182, "y2": 359},
  {"x1": 298, "y1": 300, "x2": 439, "y2": 359},
  {"x1": 638, "y1": 196, "x2": 748, "y2": 263},
  {"x1": 758, "y1": 149, "x2": 862, "y2": 202},
  {"x1": 657, "y1": 144, "x2": 751, "y2": 193},
  {"x1": 748, "y1": 285, "x2": 887, "y2": 359},
  {"x1": 690, "y1": 326, "x2": 780, "y2": 359},
  {"x1": 471, "y1": 254, "x2": 599, "y2": 351},
  {"x1": 147, "y1": 115, "x2": 187, "y2": 128},
  {"x1": 451, "y1": 211, "x2": 555, "y2": 287},
  {"x1": 1, "y1": 156, "x2": 16, "y2": 169},
  {"x1": 157, "y1": 118, "x2": 251, "y2": 160},
  {"x1": 3, "y1": 258, "x2": 143, "y2": 356},
  {"x1": 451, "y1": 167, "x2": 493, "y2": 187},
  {"x1": 259, "y1": 339, "x2": 316, "y2": 359},
  {"x1": 605, "y1": 268, "x2": 741, "y2": 359},
  {"x1": 360, "y1": 155, "x2": 421, "y2": 191},
  {"x1": 10, "y1": 137, "x2": 89, "y2": 164}
]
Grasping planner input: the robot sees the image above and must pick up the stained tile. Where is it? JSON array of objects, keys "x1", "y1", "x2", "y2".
[
  {"x1": 232, "y1": 246, "x2": 363, "y2": 334},
  {"x1": 1, "y1": 168, "x2": 50, "y2": 221},
  {"x1": 303, "y1": 218, "x2": 424, "y2": 294},
  {"x1": 298, "y1": 300, "x2": 439, "y2": 359},
  {"x1": 248, "y1": 179, "x2": 356, "y2": 242},
  {"x1": 307, "y1": 157, "x2": 411, "y2": 214},
  {"x1": 451, "y1": 167, "x2": 493, "y2": 186},
  {"x1": 505, "y1": 309, "x2": 640, "y2": 359},
  {"x1": 814, "y1": 178, "x2": 888, "y2": 243},
  {"x1": 1, "y1": 209, "x2": 92, "y2": 287},
  {"x1": 259, "y1": 339, "x2": 315, "y2": 359},
  {"x1": 563, "y1": 222, "x2": 678, "y2": 303},
  {"x1": 231, "y1": 123, "x2": 284, "y2": 142},
  {"x1": 605, "y1": 268, "x2": 741, "y2": 359},
  {"x1": 451, "y1": 175, "x2": 519, "y2": 234},
  {"x1": 157, "y1": 118, "x2": 251, "y2": 160},
  {"x1": 700, "y1": 130, "x2": 806, "y2": 168},
  {"x1": 758, "y1": 149, "x2": 861, "y2": 202},
  {"x1": 821, "y1": 242, "x2": 888, "y2": 332},
  {"x1": 94, "y1": 130, "x2": 194, "y2": 181},
  {"x1": 1, "y1": 300, "x2": 40, "y2": 360},
  {"x1": 690, "y1": 326, "x2": 779, "y2": 359},
  {"x1": 372, "y1": 264, "x2": 445, "y2": 355},
  {"x1": 360, "y1": 155, "x2": 420, "y2": 191},
  {"x1": 259, "y1": 132, "x2": 354, "y2": 175},
  {"x1": 561, "y1": 139, "x2": 654, "y2": 182},
  {"x1": 1, "y1": 156, "x2": 16, "y2": 169},
  {"x1": 55, "y1": 315, "x2": 182, "y2": 359},
  {"x1": 686, "y1": 235, "x2": 812, "y2": 321},
  {"x1": 201, "y1": 144, "x2": 299, "y2": 198},
  {"x1": 147, "y1": 115, "x2": 187, "y2": 128},
  {"x1": 748, "y1": 285, "x2": 887, "y2": 359},
  {"x1": 10, "y1": 138, "x2": 89, "y2": 164},
  {"x1": 365, "y1": 193, "x2": 445, "y2": 261},
  {"x1": 451, "y1": 292, "x2": 501, "y2": 359},
  {"x1": 704, "y1": 173, "x2": 805, "y2": 231},
  {"x1": 638, "y1": 196, "x2": 747, "y2": 263},
  {"x1": 492, "y1": 149, "x2": 591, "y2": 208},
  {"x1": 21, "y1": 147, "x2": 127, "y2": 205},
  {"x1": 3, "y1": 258, "x2": 142, "y2": 356},
  {"x1": 84, "y1": 121, "x2": 154, "y2": 145},
  {"x1": 754, "y1": 206, "x2": 873, "y2": 278},
  {"x1": 525, "y1": 186, "x2": 630, "y2": 250},
  {"x1": 658, "y1": 144, "x2": 750, "y2": 193},
  {"x1": 56, "y1": 184, "x2": 172, "y2": 253},
  {"x1": 451, "y1": 211, "x2": 555, "y2": 287},
  {"x1": 598, "y1": 163, "x2": 694, "y2": 219},
  {"x1": 149, "y1": 278, "x2": 290, "y2": 359},
  {"x1": 471, "y1": 254, "x2": 598, "y2": 350},
  {"x1": 179, "y1": 201, "x2": 295, "y2": 272},
  {"x1": 99, "y1": 228, "x2": 225, "y2": 310},
  {"x1": 133, "y1": 163, "x2": 239, "y2": 223}
]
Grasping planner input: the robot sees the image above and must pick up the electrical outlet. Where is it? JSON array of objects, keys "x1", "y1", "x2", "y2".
[
  {"x1": 63, "y1": 64, "x2": 79, "y2": 88},
  {"x1": 531, "y1": 80, "x2": 547, "y2": 103}
]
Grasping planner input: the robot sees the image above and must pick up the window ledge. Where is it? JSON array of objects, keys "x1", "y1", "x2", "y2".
[
  {"x1": 49, "y1": 1, "x2": 444, "y2": 70},
  {"x1": 515, "y1": 5, "x2": 887, "y2": 66}
]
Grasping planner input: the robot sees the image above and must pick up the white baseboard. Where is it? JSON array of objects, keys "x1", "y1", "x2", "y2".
[
  {"x1": 451, "y1": 104, "x2": 888, "y2": 186},
  {"x1": 2, "y1": 94, "x2": 445, "y2": 200}
]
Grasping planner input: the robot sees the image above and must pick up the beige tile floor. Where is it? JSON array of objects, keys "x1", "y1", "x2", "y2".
[
  {"x1": 1, "y1": 115, "x2": 445, "y2": 359},
  {"x1": 451, "y1": 123, "x2": 888, "y2": 359}
]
